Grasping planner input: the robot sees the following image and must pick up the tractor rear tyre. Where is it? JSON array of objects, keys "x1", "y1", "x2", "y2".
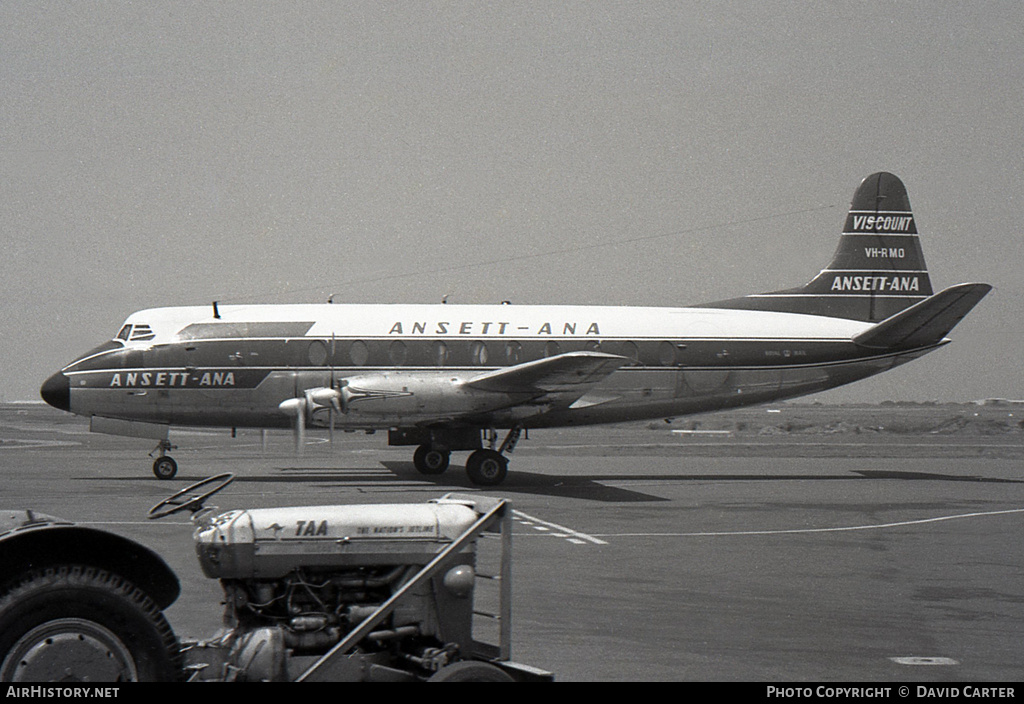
[
  {"x1": 0, "y1": 565, "x2": 180, "y2": 682},
  {"x1": 428, "y1": 660, "x2": 516, "y2": 682}
]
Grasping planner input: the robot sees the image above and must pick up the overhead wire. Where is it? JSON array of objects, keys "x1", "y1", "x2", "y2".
[{"x1": 218, "y1": 203, "x2": 838, "y2": 304}]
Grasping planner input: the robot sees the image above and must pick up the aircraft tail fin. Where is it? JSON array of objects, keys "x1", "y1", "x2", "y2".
[
  {"x1": 704, "y1": 172, "x2": 936, "y2": 322},
  {"x1": 852, "y1": 282, "x2": 992, "y2": 350}
]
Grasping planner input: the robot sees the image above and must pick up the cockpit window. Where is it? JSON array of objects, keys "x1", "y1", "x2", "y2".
[
  {"x1": 130, "y1": 324, "x2": 155, "y2": 341},
  {"x1": 114, "y1": 323, "x2": 155, "y2": 342}
]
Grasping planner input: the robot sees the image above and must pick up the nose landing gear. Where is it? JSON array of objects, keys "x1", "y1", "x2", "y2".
[{"x1": 149, "y1": 440, "x2": 178, "y2": 480}]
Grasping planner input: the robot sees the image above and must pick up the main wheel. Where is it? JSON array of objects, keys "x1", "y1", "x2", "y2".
[
  {"x1": 413, "y1": 445, "x2": 450, "y2": 475},
  {"x1": 428, "y1": 660, "x2": 515, "y2": 682},
  {"x1": 465, "y1": 450, "x2": 508, "y2": 486},
  {"x1": 0, "y1": 566, "x2": 180, "y2": 682},
  {"x1": 152, "y1": 456, "x2": 177, "y2": 480}
]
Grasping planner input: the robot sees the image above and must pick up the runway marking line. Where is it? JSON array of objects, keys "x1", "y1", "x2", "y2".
[
  {"x1": 512, "y1": 510, "x2": 607, "y2": 545},
  {"x1": 891, "y1": 657, "x2": 958, "y2": 666},
  {"x1": 0, "y1": 438, "x2": 81, "y2": 449},
  {"x1": 588, "y1": 507, "x2": 1024, "y2": 539}
]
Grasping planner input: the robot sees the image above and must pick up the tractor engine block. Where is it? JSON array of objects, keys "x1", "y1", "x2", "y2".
[{"x1": 184, "y1": 500, "x2": 482, "y2": 680}]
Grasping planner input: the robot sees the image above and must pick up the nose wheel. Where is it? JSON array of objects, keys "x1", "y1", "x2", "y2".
[
  {"x1": 152, "y1": 456, "x2": 178, "y2": 480},
  {"x1": 149, "y1": 440, "x2": 178, "y2": 480}
]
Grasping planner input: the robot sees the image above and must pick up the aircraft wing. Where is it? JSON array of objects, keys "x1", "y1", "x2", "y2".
[
  {"x1": 853, "y1": 282, "x2": 992, "y2": 350},
  {"x1": 465, "y1": 351, "x2": 628, "y2": 394}
]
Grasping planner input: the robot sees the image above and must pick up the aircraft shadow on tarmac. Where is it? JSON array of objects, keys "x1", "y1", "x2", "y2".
[
  {"x1": 379, "y1": 462, "x2": 669, "y2": 502},
  {"x1": 247, "y1": 463, "x2": 671, "y2": 503},
  {"x1": 81, "y1": 465, "x2": 1022, "y2": 504}
]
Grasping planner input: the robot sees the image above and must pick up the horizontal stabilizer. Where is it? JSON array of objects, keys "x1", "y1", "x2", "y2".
[
  {"x1": 852, "y1": 283, "x2": 992, "y2": 350},
  {"x1": 466, "y1": 351, "x2": 627, "y2": 393}
]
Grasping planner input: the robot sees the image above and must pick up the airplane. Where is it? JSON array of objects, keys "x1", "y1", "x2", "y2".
[{"x1": 40, "y1": 173, "x2": 991, "y2": 485}]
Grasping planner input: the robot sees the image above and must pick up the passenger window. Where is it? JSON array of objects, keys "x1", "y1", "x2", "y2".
[
  {"x1": 432, "y1": 341, "x2": 449, "y2": 366},
  {"x1": 505, "y1": 341, "x2": 522, "y2": 364},
  {"x1": 308, "y1": 341, "x2": 328, "y2": 366},
  {"x1": 658, "y1": 341, "x2": 677, "y2": 366},
  {"x1": 349, "y1": 340, "x2": 369, "y2": 366},
  {"x1": 471, "y1": 341, "x2": 489, "y2": 365},
  {"x1": 389, "y1": 340, "x2": 408, "y2": 365},
  {"x1": 544, "y1": 341, "x2": 561, "y2": 358}
]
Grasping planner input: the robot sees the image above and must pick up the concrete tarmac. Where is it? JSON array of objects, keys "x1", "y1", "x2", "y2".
[{"x1": 2, "y1": 404, "x2": 1023, "y2": 682}]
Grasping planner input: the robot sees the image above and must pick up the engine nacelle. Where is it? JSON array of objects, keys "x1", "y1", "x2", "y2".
[{"x1": 330, "y1": 372, "x2": 534, "y2": 423}]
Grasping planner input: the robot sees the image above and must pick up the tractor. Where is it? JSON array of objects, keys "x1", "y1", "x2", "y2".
[{"x1": 0, "y1": 475, "x2": 551, "y2": 682}]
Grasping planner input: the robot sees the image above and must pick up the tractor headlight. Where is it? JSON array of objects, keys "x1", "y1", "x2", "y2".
[{"x1": 442, "y1": 565, "x2": 475, "y2": 598}]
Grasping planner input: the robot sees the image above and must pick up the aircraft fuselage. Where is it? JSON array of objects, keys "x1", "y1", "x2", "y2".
[{"x1": 46, "y1": 302, "x2": 937, "y2": 431}]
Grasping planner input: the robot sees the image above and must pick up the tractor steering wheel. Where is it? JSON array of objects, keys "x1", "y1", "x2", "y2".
[{"x1": 147, "y1": 473, "x2": 235, "y2": 520}]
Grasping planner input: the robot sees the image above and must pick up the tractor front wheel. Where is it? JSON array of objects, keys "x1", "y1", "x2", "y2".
[{"x1": 0, "y1": 566, "x2": 180, "y2": 682}]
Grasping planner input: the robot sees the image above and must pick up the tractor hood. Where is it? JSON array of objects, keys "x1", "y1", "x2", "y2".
[{"x1": 194, "y1": 502, "x2": 481, "y2": 579}]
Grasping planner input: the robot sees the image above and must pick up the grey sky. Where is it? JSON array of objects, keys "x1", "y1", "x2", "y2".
[{"x1": 2, "y1": 2, "x2": 1020, "y2": 403}]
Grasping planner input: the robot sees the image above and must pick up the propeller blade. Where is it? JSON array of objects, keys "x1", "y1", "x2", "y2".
[
  {"x1": 278, "y1": 396, "x2": 307, "y2": 455},
  {"x1": 293, "y1": 404, "x2": 306, "y2": 454},
  {"x1": 328, "y1": 405, "x2": 334, "y2": 445}
]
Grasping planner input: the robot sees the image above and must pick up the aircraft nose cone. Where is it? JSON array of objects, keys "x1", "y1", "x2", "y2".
[{"x1": 40, "y1": 372, "x2": 70, "y2": 412}]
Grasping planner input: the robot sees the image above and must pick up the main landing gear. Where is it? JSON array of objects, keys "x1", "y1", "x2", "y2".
[
  {"x1": 465, "y1": 449, "x2": 509, "y2": 486},
  {"x1": 149, "y1": 440, "x2": 178, "y2": 480},
  {"x1": 411, "y1": 427, "x2": 522, "y2": 487}
]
